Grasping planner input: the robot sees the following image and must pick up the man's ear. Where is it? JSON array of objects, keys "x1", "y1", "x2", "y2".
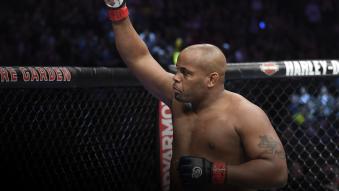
[{"x1": 207, "y1": 72, "x2": 219, "y2": 88}]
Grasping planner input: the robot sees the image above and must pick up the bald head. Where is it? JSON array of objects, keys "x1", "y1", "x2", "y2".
[{"x1": 179, "y1": 44, "x2": 227, "y2": 77}]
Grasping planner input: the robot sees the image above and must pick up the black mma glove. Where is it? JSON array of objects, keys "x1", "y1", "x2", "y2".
[
  {"x1": 104, "y1": 0, "x2": 129, "y2": 22},
  {"x1": 178, "y1": 156, "x2": 227, "y2": 189}
]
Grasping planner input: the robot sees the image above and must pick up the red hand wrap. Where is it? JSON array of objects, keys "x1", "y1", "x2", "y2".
[
  {"x1": 108, "y1": 6, "x2": 129, "y2": 22},
  {"x1": 212, "y1": 162, "x2": 227, "y2": 185}
]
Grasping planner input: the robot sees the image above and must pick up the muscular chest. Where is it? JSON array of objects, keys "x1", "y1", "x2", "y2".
[{"x1": 173, "y1": 112, "x2": 241, "y2": 161}]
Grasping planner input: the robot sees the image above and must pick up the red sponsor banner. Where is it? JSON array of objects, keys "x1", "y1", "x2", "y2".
[{"x1": 158, "y1": 101, "x2": 173, "y2": 191}]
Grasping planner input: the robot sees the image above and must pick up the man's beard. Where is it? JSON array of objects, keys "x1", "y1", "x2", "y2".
[
  {"x1": 175, "y1": 93, "x2": 193, "y2": 111},
  {"x1": 174, "y1": 92, "x2": 188, "y2": 103}
]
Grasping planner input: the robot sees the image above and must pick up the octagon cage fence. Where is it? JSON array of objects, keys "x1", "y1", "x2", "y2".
[{"x1": 0, "y1": 61, "x2": 338, "y2": 191}]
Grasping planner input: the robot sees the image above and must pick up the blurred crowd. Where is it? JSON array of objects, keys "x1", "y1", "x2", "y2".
[
  {"x1": 0, "y1": 0, "x2": 338, "y2": 68},
  {"x1": 286, "y1": 86, "x2": 338, "y2": 190}
]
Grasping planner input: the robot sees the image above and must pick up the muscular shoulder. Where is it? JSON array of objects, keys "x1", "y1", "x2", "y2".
[
  {"x1": 235, "y1": 94, "x2": 263, "y2": 115},
  {"x1": 229, "y1": 92, "x2": 271, "y2": 130}
]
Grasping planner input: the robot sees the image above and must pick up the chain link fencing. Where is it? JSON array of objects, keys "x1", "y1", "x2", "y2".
[
  {"x1": 0, "y1": 88, "x2": 159, "y2": 191},
  {"x1": 0, "y1": 75, "x2": 338, "y2": 191}
]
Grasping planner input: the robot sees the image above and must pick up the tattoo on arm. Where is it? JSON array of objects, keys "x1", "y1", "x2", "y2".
[{"x1": 258, "y1": 135, "x2": 286, "y2": 159}]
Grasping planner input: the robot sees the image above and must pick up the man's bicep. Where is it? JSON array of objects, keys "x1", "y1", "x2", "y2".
[
  {"x1": 239, "y1": 106, "x2": 286, "y2": 161},
  {"x1": 132, "y1": 55, "x2": 174, "y2": 105},
  {"x1": 245, "y1": 130, "x2": 286, "y2": 161}
]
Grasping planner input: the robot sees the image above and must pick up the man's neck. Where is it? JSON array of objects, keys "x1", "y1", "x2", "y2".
[{"x1": 191, "y1": 89, "x2": 227, "y2": 113}]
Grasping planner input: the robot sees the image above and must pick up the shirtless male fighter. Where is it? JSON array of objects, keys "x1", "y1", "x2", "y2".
[{"x1": 105, "y1": 1, "x2": 288, "y2": 190}]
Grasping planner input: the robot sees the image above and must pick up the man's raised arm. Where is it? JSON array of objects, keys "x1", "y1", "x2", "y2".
[{"x1": 106, "y1": 0, "x2": 173, "y2": 105}]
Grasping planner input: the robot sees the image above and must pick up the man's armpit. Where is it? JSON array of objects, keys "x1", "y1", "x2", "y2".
[{"x1": 258, "y1": 135, "x2": 286, "y2": 160}]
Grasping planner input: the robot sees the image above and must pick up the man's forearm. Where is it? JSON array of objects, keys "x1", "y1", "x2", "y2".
[
  {"x1": 112, "y1": 18, "x2": 150, "y2": 66},
  {"x1": 227, "y1": 159, "x2": 288, "y2": 189}
]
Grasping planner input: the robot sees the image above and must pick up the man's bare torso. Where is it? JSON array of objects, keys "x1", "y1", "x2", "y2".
[{"x1": 170, "y1": 91, "x2": 255, "y2": 191}]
